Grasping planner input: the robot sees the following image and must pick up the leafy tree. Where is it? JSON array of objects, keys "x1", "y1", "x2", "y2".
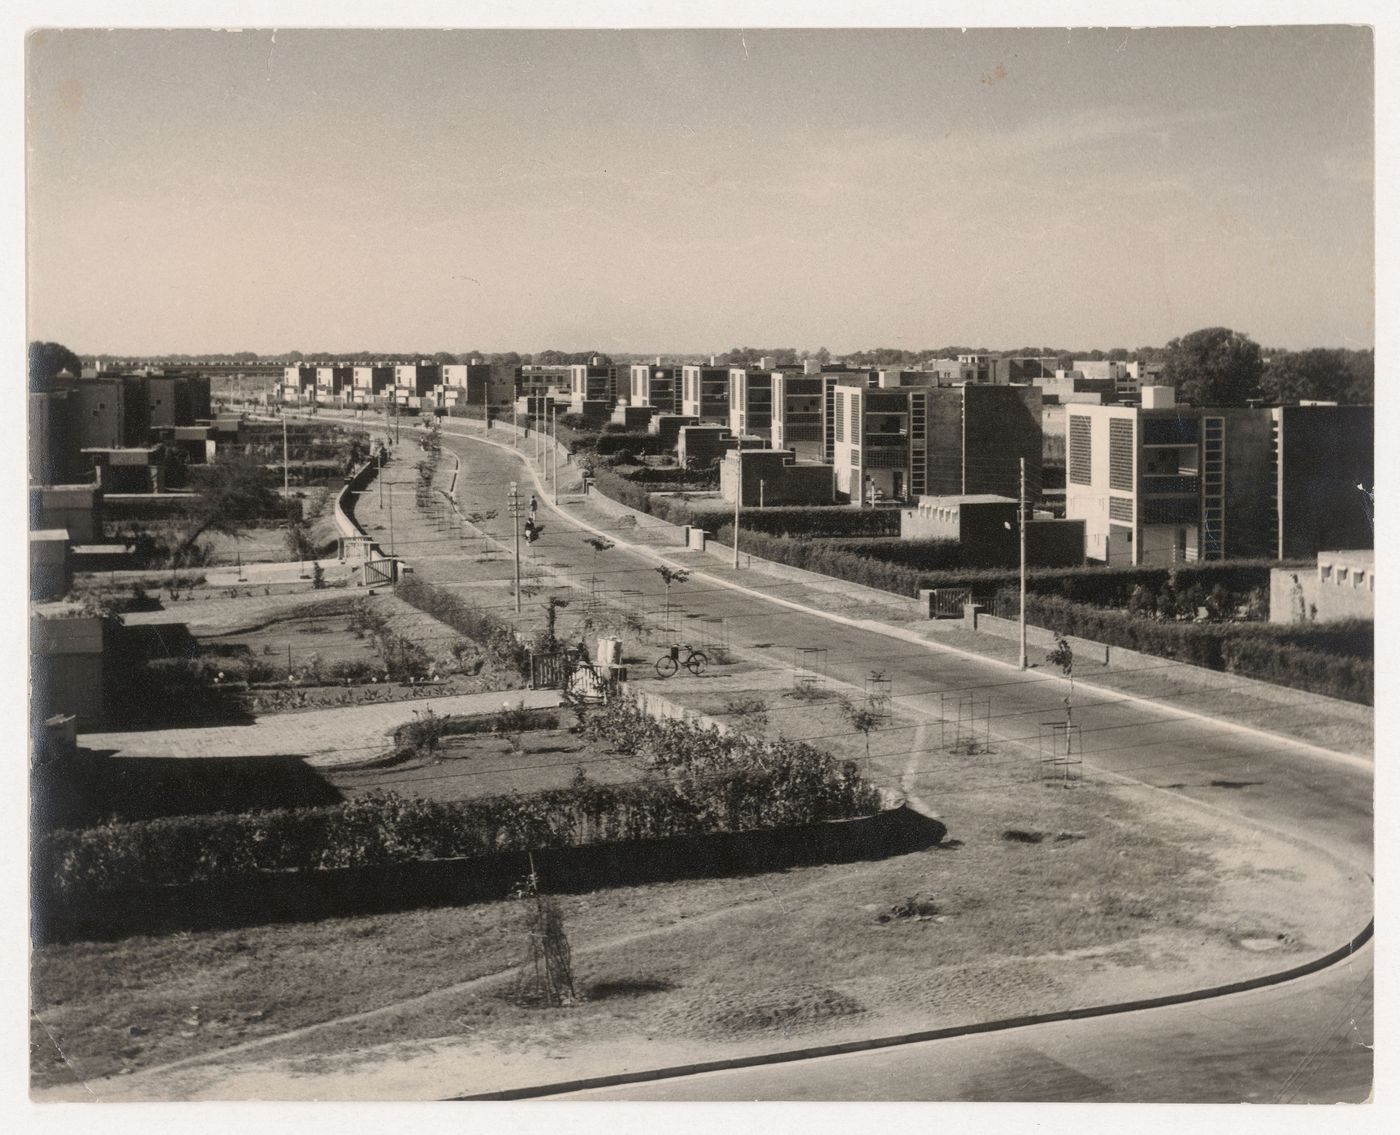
[
  {"x1": 174, "y1": 453, "x2": 281, "y2": 562},
  {"x1": 1160, "y1": 327, "x2": 1263, "y2": 406},
  {"x1": 1260, "y1": 349, "x2": 1350, "y2": 404},
  {"x1": 28, "y1": 341, "x2": 83, "y2": 390}
]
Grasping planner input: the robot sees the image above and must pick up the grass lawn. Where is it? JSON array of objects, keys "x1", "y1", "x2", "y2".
[{"x1": 327, "y1": 727, "x2": 636, "y2": 801}]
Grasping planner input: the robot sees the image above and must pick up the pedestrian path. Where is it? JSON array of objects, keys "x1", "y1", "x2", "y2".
[{"x1": 79, "y1": 687, "x2": 562, "y2": 767}]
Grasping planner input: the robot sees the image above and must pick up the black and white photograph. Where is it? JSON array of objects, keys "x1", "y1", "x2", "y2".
[{"x1": 13, "y1": 2, "x2": 1390, "y2": 1123}]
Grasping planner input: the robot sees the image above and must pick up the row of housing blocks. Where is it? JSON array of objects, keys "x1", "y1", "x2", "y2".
[
  {"x1": 279, "y1": 361, "x2": 513, "y2": 412},
  {"x1": 277, "y1": 350, "x2": 1371, "y2": 569},
  {"x1": 520, "y1": 354, "x2": 1373, "y2": 569}
]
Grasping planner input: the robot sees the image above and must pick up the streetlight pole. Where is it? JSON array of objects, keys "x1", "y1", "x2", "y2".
[
  {"x1": 552, "y1": 404, "x2": 560, "y2": 504},
  {"x1": 510, "y1": 481, "x2": 522, "y2": 614},
  {"x1": 733, "y1": 452, "x2": 742, "y2": 569},
  {"x1": 1018, "y1": 456, "x2": 1027, "y2": 671}
]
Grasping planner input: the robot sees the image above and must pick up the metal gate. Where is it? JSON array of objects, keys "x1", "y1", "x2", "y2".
[
  {"x1": 929, "y1": 588, "x2": 972, "y2": 618},
  {"x1": 363, "y1": 557, "x2": 396, "y2": 586},
  {"x1": 530, "y1": 651, "x2": 570, "y2": 690}
]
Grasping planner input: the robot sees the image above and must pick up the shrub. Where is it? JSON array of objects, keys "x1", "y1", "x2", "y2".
[
  {"x1": 325, "y1": 658, "x2": 378, "y2": 683},
  {"x1": 587, "y1": 466, "x2": 654, "y2": 514},
  {"x1": 396, "y1": 575, "x2": 530, "y2": 679}
]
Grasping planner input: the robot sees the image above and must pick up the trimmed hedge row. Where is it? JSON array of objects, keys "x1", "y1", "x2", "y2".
[
  {"x1": 1219, "y1": 635, "x2": 1373, "y2": 705},
  {"x1": 556, "y1": 424, "x2": 670, "y2": 456},
  {"x1": 842, "y1": 549, "x2": 1294, "y2": 606},
  {"x1": 620, "y1": 466, "x2": 719, "y2": 487},
  {"x1": 1021, "y1": 594, "x2": 1372, "y2": 704},
  {"x1": 666, "y1": 503, "x2": 899, "y2": 538},
  {"x1": 712, "y1": 526, "x2": 926, "y2": 596}
]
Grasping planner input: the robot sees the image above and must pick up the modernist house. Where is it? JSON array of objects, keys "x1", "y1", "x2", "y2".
[
  {"x1": 629, "y1": 361, "x2": 683, "y2": 414},
  {"x1": 281, "y1": 365, "x2": 317, "y2": 404},
  {"x1": 681, "y1": 363, "x2": 732, "y2": 423},
  {"x1": 435, "y1": 362, "x2": 495, "y2": 411},
  {"x1": 1065, "y1": 386, "x2": 1373, "y2": 565},
  {"x1": 728, "y1": 367, "x2": 778, "y2": 437},
  {"x1": 352, "y1": 365, "x2": 395, "y2": 404},
  {"x1": 568, "y1": 360, "x2": 618, "y2": 406},
  {"x1": 830, "y1": 382, "x2": 1042, "y2": 506},
  {"x1": 514, "y1": 364, "x2": 572, "y2": 400}
]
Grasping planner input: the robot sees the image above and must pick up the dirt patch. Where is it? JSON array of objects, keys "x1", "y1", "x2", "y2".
[{"x1": 660, "y1": 984, "x2": 866, "y2": 1040}]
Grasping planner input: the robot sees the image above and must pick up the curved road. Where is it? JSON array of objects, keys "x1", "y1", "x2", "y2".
[{"x1": 342, "y1": 413, "x2": 1375, "y2": 1101}]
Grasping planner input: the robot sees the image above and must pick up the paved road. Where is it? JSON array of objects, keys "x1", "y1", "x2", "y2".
[{"x1": 293, "y1": 413, "x2": 1373, "y2": 1102}]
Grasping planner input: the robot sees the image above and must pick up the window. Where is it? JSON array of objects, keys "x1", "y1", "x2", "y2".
[
  {"x1": 1320, "y1": 564, "x2": 1333, "y2": 581},
  {"x1": 1068, "y1": 415, "x2": 1092, "y2": 485},
  {"x1": 1109, "y1": 419, "x2": 1134, "y2": 491},
  {"x1": 1337, "y1": 567, "x2": 1349, "y2": 585},
  {"x1": 1354, "y1": 570, "x2": 1364, "y2": 589}
]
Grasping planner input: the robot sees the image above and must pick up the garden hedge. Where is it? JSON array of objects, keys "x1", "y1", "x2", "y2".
[
  {"x1": 1021, "y1": 594, "x2": 1372, "y2": 704},
  {"x1": 40, "y1": 696, "x2": 879, "y2": 904}
]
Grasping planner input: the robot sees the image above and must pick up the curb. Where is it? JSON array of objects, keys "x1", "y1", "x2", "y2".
[{"x1": 450, "y1": 917, "x2": 1373, "y2": 1100}]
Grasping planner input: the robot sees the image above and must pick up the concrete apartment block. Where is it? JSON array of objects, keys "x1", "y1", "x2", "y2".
[
  {"x1": 569, "y1": 361, "x2": 618, "y2": 403},
  {"x1": 1065, "y1": 388, "x2": 1372, "y2": 566},
  {"x1": 629, "y1": 362, "x2": 683, "y2": 413},
  {"x1": 832, "y1": 382, "x2": 1042, "y2": 506},
  {"x1": 681, "y1": 364, "x2": 731, "y2": 423},
  {"x1": 728, "y1": 368, "x2": 778, "y2": 436}
]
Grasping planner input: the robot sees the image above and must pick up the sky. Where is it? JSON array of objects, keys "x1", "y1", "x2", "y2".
[{"x1": 25, "y1": 24, "x2": 1375, "y2": 356}]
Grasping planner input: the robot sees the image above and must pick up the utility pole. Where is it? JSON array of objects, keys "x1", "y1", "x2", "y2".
[
  {"x1": 510, "y1": 481, "x2": 522, "y2": 614},
  {"x1": 759, "y1": 478, "x2": 765, "y2": 510},
  {"x1": 733, "y1": 453, "x2": 742, "y2": 569},
  {"x1": 282, "y1": 414, "x2": 290, "y2": 495},
  {"x1": 1018, "y1": 456, "x2": 1027, "y2": 671},
  {"x1": 388, "y1": 464, "x2": 396, "y2": 561},
  {"x1": 552, "y1": 404, "x2": 560, "y2": 503}
]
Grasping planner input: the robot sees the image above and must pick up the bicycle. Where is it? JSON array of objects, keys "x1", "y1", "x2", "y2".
[{"x1": 655, "y1": 643, "x2": 707, "y2": 678}]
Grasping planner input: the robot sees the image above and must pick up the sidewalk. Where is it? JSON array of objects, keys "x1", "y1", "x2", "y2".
[{"x1": 78, "y1": 687, "x2": 562, "y2": 767}]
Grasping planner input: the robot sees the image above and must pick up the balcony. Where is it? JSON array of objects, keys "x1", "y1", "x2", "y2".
[{"x1": 1140, "y1": 474, "x2": 1199, "y2": 495}]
